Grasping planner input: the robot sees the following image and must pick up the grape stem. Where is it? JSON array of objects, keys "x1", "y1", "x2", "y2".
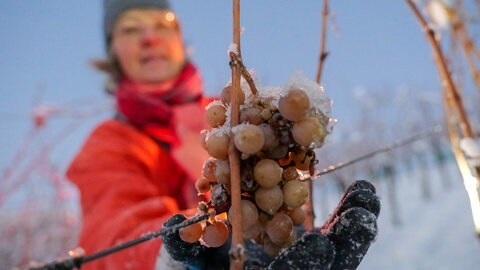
[
  {"x1": 229, "y1": 0, "x2": 246, "y2": 269},
  {"x1": 229, "y1": 51, "x2": 258, "y2": 95}
]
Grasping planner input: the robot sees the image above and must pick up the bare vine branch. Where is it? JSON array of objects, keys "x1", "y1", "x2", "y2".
[
  {"x1": 450, "y1": 15, "x2": 480, "y2": 91},
  {"x1": 315, "y1": 0, "x2": 330, "y2": 84},
  {"x1": 406, "y1": 0, "x2": 475, "y2": 138}
]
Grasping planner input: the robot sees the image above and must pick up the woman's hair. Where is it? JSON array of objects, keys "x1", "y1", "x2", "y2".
[{"x1": 91, "y1": 50, "x2": 122, "y2": 95}]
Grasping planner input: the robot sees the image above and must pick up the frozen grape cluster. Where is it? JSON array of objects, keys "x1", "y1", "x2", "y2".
[{"x1": 180, "y1": 74, "x2": 333, "y2": 257}]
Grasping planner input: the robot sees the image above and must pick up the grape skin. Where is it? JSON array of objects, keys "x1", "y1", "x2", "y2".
[
  {"x1": 240, "y1": 107, "x2": 263, "y2": 125},
  {"x1": 283, "y1": 180, "x2": 310, "y2": 208},
  {"x1": 278, "y1": 88, "x2": 310, "y2": 121},
  {"x1": 206, "y1": 104, "x2": 227, "y2": 128},
  {"x1": 255, "y1": 186, "x2": 284, "y2": 215},
  {"x1": 193, "y1": 79, "x2": 331, "y2": 256},
  {"x1": 228, "y1": 200, "x2": 259, "y2": 229},
  {"x1": 202, "y1": 221, "x2": 229, "y2": 247},
  {"x1": 233, "y1": 124, "x2": 265, "y2": 155},
  {"x1": 215, "y1": 159, "x2": 231, "y2": 185},
  {"x1": 266, "y1": 212, "x2": 293, "y2": 245},
  {"x1": 221, "y1": 84, "x2": 245, "y2": 105},
  {"x1": 289, "y1": 207, "x2": 306, "y2": 226},
  {"x1": 202, "y1": 158, "x2": 217, "y2": 182},
  {"x1": 179, "y1": 222, "x2": 204, "y2": 243},
  {"x1": 292, "y1": 116, "x2": 327, "y2": 147},
  {"x1": 254, "y1": 159, "x2": 283, "y2": 188},
  {"x1": 195, "y1": 177, "x2": 211, "y2": 194},
  {"x1": 205, "y1": 132, "x2": 230, "y2": 160}
]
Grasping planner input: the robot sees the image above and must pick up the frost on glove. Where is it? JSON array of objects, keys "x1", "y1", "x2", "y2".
[
  {"x1": 267, "y1": 180, "x2": 380, "y2": 270},
  {"x1": 161, "y1": 180, "x2": 380, "y2": 270},
  {"x1": 161, "y1": 214, "x2": 230, "y2": 270},
  {"x1": 161, "y1": 214, "x2": 209, "y2": 269}
]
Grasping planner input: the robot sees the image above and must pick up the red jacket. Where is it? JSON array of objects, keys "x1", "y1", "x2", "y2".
[{"x1": 67, "y1": 102, "x2": 210, "y2": 269}]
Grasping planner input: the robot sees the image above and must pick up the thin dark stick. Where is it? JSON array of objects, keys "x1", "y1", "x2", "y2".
[
  {"x1": 29, "y1": 213, "x2": 211, "y2": 270},
  {"x1": 314, "y1": 126, "x2": 443, "y2": 177},
  {"x1": 315, "y1": 0, "x2": 329, "y2": 84}
]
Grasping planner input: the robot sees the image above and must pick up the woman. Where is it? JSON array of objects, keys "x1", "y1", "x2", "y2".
[
  {"x1": 67, "y1": 0, "x2": 209, "y2": 269},
  {"x1": 68, "y1": 1, "x2": 381, "y2": 269}
]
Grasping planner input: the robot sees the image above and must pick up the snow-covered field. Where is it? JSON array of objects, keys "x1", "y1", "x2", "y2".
[
  {"x1": 353, "y1": 162, "x2": 480, "y2": 270},
  {"x1": 2, "y1": 155, "x2": 479, "y2": 269}
]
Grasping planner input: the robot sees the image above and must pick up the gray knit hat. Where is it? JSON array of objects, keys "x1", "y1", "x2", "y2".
[{"x1": 103, "y1": 0, "x2": 172, "y2": 44}]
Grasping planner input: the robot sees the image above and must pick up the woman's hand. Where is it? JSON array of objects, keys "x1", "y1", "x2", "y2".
[
  {"x1": 161, "y1": 180, "x2": 380, "y2": 270},
  {"x1": 267, "y1": 180, "x2": 380, "y2": 270}
]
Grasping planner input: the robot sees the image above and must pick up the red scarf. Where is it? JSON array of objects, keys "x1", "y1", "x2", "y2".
[{"x1": 115, "y1": 62, "x2": 203, "y2": 147}]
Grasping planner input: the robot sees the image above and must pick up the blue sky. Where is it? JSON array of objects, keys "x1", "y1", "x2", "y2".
[
  {"x1": 3, "y1": 3, "x2": 480, "y2": 268},
  {"x1": 0, "y1": 1, "x2": 444, "y2": 170}
]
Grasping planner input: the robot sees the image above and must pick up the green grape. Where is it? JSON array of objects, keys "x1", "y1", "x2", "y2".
[
  {"x1": 233, "y1": 124, "x2": 265, "y2": 155},
  {"x1": 221, "y1": 84, "x2": 245, "y2": 105},
  {"x1": 206, "y1": 104, "x2": 227, "y2": 128},
  {"x1": 240, "y1": 107, "x2": 263, "y2": 125},
  {"x1": 278, "y1": 88, "x2": 310, "y2": 121},
  {"x1": 254, "y1": 159, "x2": 283, "y2": 188},
  {"x1": 202, "y1": 221, "x2": 229, "y2": 248},
  {"x1": 266, "y1": 212, "x2": 293, "y2": 245},
  {"x1": 202, "y1": 158, "x2": 217, "y2": 182},
  {"x1": 255, "y1": 186, "x2": 283, "y2": 215},
  {"x1": 205, "y1": 132, "x2": 230, "y2": 160},
  {"x1": 215, "y1": 159, "x2": 231, "y2": 185},
  {"x1": 283, "y1": 180, "x2": 309, "y2": 208},
  {"x1": 195, "y1": 177, "x2": 211, "y2": 194},
  {"x1": 228, "y1": 199, "x2": 258, "y2": 229},
  {"x1": 258, "y1": 123, "x2": 279, "y2": 151},
  {"x1": 179, "y1": 221, "x2": 204, "y2": 243},
  {"x1": 291, "y1": 116, "x2": 327, "y2": 147},
  {"x1": 289, "y1": 207, "x2": 306, "y2": 226}
]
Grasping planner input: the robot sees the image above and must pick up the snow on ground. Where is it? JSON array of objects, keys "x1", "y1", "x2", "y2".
[{"x1": 316, "y1": 161, "x2": 480, "y2": 270}]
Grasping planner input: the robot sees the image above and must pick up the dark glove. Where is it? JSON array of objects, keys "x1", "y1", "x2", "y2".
[
  {"x1": 268, "y1": 180, "x2": 381, "y2": 270},
  {"x1": 163, "y1": 180, "x2": 380, "y2": 270},
  {"x1": 162, "y1": 214, "x2": 231, "y2": 270}
]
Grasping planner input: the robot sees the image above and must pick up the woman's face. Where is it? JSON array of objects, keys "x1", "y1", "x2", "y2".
[{"x1": 111, "y1": 9, "x2": 185, "y2": 83}]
